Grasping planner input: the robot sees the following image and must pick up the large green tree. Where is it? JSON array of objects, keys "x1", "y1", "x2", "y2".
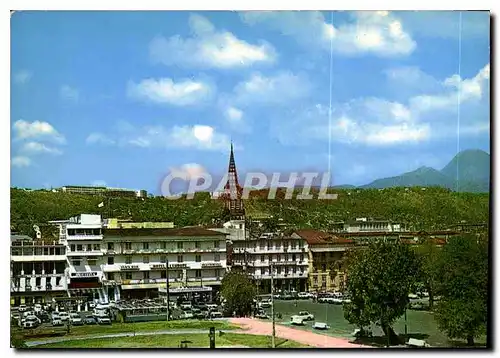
[
  {"x1": 343, "y1": 240, "x2": 421, "y2": 345},
  {"x1": 413, "y1": 237, "x2": 442, "y2": 309},
  {"x1": 220, "y1": 271, "x2": 256, "y2": 317},
  {"x1": 433, "y1": 235, "x2": 488, "y2": 346}
]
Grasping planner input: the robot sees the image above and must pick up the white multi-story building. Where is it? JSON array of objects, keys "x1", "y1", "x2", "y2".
[
  {"x1": 230, "y1": 219, "x2": 309, "y2": 293},
  {"x1": 50, "y1": 214, "x2": 107, "y2": 302},
  {"x1": 102, "y1": 227, "x2": 228, "y2": 300},
  {"x1": 10, "y1": 234, "x2": 68, "y2": 306},
  {"x1": 331, "y1": 218, "x2": 410, "y2": 233}
]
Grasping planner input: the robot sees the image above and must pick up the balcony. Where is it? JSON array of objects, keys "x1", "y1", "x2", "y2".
[
  {"x1": 67, "y1": 250, "x2": 103, "y2": 257},
  {"x1": 67, "y1": 235, "x2": 103, "y2": 241}
]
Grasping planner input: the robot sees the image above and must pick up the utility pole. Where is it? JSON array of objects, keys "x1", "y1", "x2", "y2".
[
  {"x1": 166, "y1": 259, "x2": 170, "y2": 321},
  {"x1": 270, "y1": 263, "x2": 275, "y2": 348}
]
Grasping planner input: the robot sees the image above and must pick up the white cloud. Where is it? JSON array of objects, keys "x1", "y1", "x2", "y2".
[
  {"x1": 272, "y1": 63, "x2": 489, "y2": 147},
  {"x1": 95, "y1": 123, "x2": 232, "y2": 152},
  {"x1": 410, "y1": 63, "x2": 490, "y2": 113},
  {"x1": 60, "y1": 85, "x2": 79, "y2": 102},
  {"x1": 396, "y1": 11, "x2": 489, "y2": 39},
  {"x1": 149, "y1": 13, "x2": 276, "y2": 69},
  {"x1": 241, "y1": 11, "x2": 416, "y2": 57},
  {"x1": 13, "y1": 70, "x2": 32, "y2": 84},
  {"x1": 127, "y1": 77, "x2": 215, "y2": 106},
  {"x1": 169, "y1": 163, "x2": 207, "y2": 181},
  {"x1": 21, "y1": 141, "x2": 62, "y2": 155},
  {"x1": 225, "y1": 107, "x2": 243, "y2": 122},
  {"x1": 86, "y1": 132, "x2": 116, "y2": 145},
  {"x1": 12, "y1": 156, "x2": 31, "y2": 168},
  {"x1": 232, "y1": 71, "x2": 312, "y2": 106},
  {"x1": 13, "y1": 120, "x2": 66, "y2": 144}
]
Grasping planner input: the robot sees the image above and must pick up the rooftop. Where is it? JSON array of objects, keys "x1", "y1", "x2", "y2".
[{"x1": 294, "y1": 230, "x2": 354, "y2": 245}]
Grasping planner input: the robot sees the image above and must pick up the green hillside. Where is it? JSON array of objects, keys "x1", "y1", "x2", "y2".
[{"x1": 10, "y1": 187, "x2": 489, "y2": 237}]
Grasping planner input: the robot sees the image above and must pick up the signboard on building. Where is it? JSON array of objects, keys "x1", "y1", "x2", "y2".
[
  {"x1": 201, "y1": 263, "x2": 223, "y2": 268},
  {"x1": 150, "y1": 264, "x2": 167, "y2": 270},
  {"x1": 169, "y1": 263, "x2": 187, "y2": 269},
  {"x1": 120, "y1": 265, "x2": 140, "y2": 271},
  {"x1": 71, "y1": 272, "x2": 99, "y2": 278}
]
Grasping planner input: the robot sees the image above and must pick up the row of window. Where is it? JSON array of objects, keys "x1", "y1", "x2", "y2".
[
  {"x1": 111, "y1": 241, "x2": 221, "y2": 251},
  {"x1": 70, "y1": 244, "x2": 100, "y2": 252},
  {"x1": 68, "y1": 229, "x2": 102, "y2": 236},
  {"x1": 11, "y1": 247, "x2": 65, "y2": 256},
  {"x1": 13, "y1": 277, "x2": 63, "y2": 287},
  {"x1": 258, "y1": 254, "x2": 304, "y2": 262},
  {"x1": 107, "y1": 269, "x2": 222, "y2": 281},
  {"x1": 72, "y1": 254, "x2": 222, "y2": 266}
]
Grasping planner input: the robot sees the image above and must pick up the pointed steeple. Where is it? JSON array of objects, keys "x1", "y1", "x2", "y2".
[{"x1": 222, "y1": 142, "x2": 244, "y2": 218}]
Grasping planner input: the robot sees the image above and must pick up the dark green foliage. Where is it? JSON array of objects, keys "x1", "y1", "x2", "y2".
[
  {"x1": 343, "y1": 241, "x2": 421, "y2": 345},
  {"x1": 220, "y1": 271, "x2": 256, "y2": 317},
  {"x1": 433, "y1": 235, "x2": 488, "y2": 345},
  {"x1": 10, "y1": 187, "x2": 489, "y2": 236}
]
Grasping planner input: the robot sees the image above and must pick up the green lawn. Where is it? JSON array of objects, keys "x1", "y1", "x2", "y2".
[
  {"x1": 266, "y1": 300, "x2": 487, "y2": 347},
  {"x1": 21, "y1": 320, "x2": 239, "y2": 341},
  {"x1": 34, "y1": 333, "x2": 309, "y2": 348}
]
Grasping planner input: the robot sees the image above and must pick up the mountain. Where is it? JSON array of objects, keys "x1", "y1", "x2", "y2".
[
  {"x1": 359, "y1": 149, "x2": 490, "y2": 193},
  {"x1": 362, "y1": 166, "x2": 451, "y2": 189}
]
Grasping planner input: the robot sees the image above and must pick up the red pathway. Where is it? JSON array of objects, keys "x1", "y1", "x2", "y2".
[{"x1": 230, "y1": 318, "x2": 369, "y2": 348}]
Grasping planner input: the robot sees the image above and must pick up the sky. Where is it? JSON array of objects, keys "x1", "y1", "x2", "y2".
[{"x1": 11, "y1": 11, "x2": 490, "y2": 194}]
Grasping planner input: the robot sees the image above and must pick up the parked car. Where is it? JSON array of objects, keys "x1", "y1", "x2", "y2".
[
  {"x1": 23, "y1": 315, "x2": 41, "y2": 329},
  {"x1": 192, "y1": 309, "x2": 205, "y2": 319},
  {"x1": 84, "y1": 315, "x2": 97, "y2": 325},
  {"x1": 179, "y1": 311, "x2": 194, "y2": 320},
  {"x1": 313, "y1": 322, "x2": 330, "y2": 330},
  {"x1": 52, "y1": 317, "x2": 63, "y2": 326},
  {"x1": 297, "y1": 311, "x2": 315, "y2": 321},
  {"x1": 58, "y1": 312, "x2": 70, "y2": 322},
  {"x1": 18, "y1": 305, "x2": 28, "y2": 313},
  {"x1": 209, "y1": 311, "x2": 223, "y2": 319},
  {"x1": 290, "y1": 315, "x2": 306, "y2": 326},
  {"x1": 96, "y1": 315, "x2": 112, "y2": 325},
  {"x1": 258, "y1": 300, "x2": 271, "y2": 309},
  {"x1": 70, "y1": 313, "x2": 84, "y2": 325}
]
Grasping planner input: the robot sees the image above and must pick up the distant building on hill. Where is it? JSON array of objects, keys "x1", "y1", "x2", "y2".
[
  {"x1": 59, "y1": 185, "x2": 147, "y2": 198},
  {"x1": 331, "y1": 217, "x2": 410, "y2": 233}
]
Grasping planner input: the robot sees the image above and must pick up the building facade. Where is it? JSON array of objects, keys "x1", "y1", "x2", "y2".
[
  {"x1": 10, "y1": 234, "x2": 68, "y2": 305},
  {"x1": 332, "y1": 217, "x2": 410, "y2": 233},
  {"x1": 101, "y1": 227, "x2": 228, "y2": 300},
  {"x1": 230, "y1": 219, "x2": 309, "y2": 293},
  {"x1": 293, "y1": 230, "x2": 354, "y2": 293}
]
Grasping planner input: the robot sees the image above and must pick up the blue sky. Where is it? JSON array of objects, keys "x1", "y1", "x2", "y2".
[{"x1": 11, "y1": 11, "x2": 490, "y2": 194}]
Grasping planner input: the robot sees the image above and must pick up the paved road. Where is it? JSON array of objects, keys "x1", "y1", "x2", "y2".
[{"x1": 230, "y1": 318, "x2": 369, "y2": 348}]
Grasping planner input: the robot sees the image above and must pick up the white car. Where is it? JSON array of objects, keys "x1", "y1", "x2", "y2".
[
  {"x1": 290, "y1": 315, "x2": 306, "y2": 326},
  {"x1": 70, "y1": 313, "x2": 84, "y2": 325},
  {"x1": 18, "y1": 305, "x2": 28, "y2": 313},
  {"x1": 180, "y1": 311, "x2": 194, "y2": 320},
  {"x1": 96, "y1": 315, "x2": 112, "y2": 325},
  {"x1": 58, "y1": 312, "x2": 70, "y2": 322},
  {"x1": 298, "y1": 311, "x2": 314, "y2": 321},
  {"x1": 259, "y1": 300, "x2": 271, "y2": 309},
  {"x1": 52, "y1": 317, "x2": 63, "y2": 326},
  {"x1": 23, "y1": 315, "x2": 41, "y2": 329},
  {"x1": 209, "y1": 311, "x2": 223, "y2": 319}
]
